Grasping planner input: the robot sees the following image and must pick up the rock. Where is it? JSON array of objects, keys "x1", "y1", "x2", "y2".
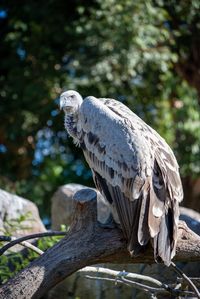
[
  {"x1": 51, "y1": 184, "x2": 85, "y2": 230},
  {"x1": 0, "y1": 188, "x2": 45, "y2": 236},
  {"x1": 180, "y1": 206, "x2": 200, "y2": 235}
]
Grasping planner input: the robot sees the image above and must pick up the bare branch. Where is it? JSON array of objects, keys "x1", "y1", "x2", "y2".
[
  {"x1": 86, "y1": 275, "x2": 166, "y2": 294},
  {"x1": 80, "y1": 266, "x2": 195, "y2": 297},
  {"x1": 17, "y1": 240, "x2": 44, "y2": 255},
  {"x1": 0, "y1": 188, "x2": 200, "y2": 299},
  {"x1": 0, "y1": 236, "x2": 12, "y2": 242},
  {"x1": 0, "y1": 231, "x2": 66, "y2": 255},
  {"x1": 171, "y1": 262, "x2": 200, "y2": 298},
  {"x1": 79, "y1": 266, "x2": 165, "y2": 287}
]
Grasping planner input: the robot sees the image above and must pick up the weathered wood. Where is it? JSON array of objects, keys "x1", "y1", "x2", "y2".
[{"x1": 0, "y1": 188, "x2": 200, "y2": 299}]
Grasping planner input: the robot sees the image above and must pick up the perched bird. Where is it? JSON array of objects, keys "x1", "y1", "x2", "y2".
[{"x1": 60, "y1": 90, "x2": 183, "y2": 266}]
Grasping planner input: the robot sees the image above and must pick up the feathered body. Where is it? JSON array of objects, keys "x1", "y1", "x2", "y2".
[{"x1": 60, "y1": 90, "x2": 183, "y2": 266}]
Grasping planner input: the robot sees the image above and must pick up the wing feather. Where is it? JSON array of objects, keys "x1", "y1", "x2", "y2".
[{"x1": 93, "y1": 170, "x2": 150, "y2": 254}]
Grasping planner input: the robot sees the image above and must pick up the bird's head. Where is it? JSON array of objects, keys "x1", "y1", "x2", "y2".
[{"x1": 60, "y1": 90, "x2": 83, "y2": 114}]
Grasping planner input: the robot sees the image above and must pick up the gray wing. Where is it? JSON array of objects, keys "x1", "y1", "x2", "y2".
[
  {"x1": 100, "y1": 97, "x2": 183, "y2": 201},
  {"x1": 101, "y1": 98, "x2": 183, "y2": 262},
  {"x1": 77, "y1": 96, "x2": 183, "y2": 265}
]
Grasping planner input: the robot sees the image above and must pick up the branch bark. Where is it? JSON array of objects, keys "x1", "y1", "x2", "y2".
[{"x1": 0, "y1": 188, "x2": 200, "y2": 299}]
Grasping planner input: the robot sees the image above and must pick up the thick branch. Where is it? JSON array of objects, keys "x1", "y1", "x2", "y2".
[{"x1": 0, "y1": 188, "x2": 200, "y2": 299}]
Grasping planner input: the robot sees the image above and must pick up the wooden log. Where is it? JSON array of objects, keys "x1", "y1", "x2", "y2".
[{"x1": 0, "y1": 188, "x2": 200, "y2": 299}]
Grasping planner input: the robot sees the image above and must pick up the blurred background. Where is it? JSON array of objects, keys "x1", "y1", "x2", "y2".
[{"x1": 0, "y1": 0, "x2": 200, "y2": 221}]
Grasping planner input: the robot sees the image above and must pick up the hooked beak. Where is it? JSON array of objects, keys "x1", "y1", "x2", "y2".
[{"x1": 59, "y1": 96, "x2": 65, "y2": 110}]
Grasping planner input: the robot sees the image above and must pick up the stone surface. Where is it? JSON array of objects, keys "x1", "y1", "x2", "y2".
[
  {"x1": 51, "y1": 184, "x2": 85, "y2": 230},
  {"x1": 0, "y1": 188, "x2": 45, "y2": 235},
  {"x1": 180, "y1": 206, "x2": 200, "y2": 235}
]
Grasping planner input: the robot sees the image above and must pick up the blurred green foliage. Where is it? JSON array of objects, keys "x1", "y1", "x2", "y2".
[
  {"x1": 0, "y1": 0, "x2": 200, "y2": 217},
  {"x1": 0, "y1": 212, "x2": 67, "y2": 284},
  {"x1": 0, "y1": 231, "x2": 66, "y2": 285}
]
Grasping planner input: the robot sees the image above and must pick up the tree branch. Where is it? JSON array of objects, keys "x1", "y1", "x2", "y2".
[
  {"x1": 0, "y1": 188, "x2": 200, "y2": 299},
  {"x1": 171, "y1": 262, "x2": 200, "y2": 298},
  {"x1": 0, "y1": 231, "x2": 66, "y2": 255}
]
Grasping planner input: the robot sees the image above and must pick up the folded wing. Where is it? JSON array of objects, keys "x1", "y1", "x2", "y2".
[{"x1": 77, "y1": 96, "x2": 183, "y2": 265}]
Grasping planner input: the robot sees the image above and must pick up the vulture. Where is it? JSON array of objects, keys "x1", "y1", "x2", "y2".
[{"x1": 60, "y1": 90, "x2": 183, "y2": 266}]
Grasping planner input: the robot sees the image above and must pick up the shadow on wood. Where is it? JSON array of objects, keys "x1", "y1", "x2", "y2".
[{"x1": 0, "y1": 188, "x2": 200, "y2": 299}]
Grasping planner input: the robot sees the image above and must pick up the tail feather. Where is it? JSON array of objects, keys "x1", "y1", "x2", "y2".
[
  {"x1": 128, "y1": 198, "x2": 144, "y2": 255},
  {"x1": 137, "y1": 189, "x2": 151, "y2": 246},
  {"x1": 153, "y1": 208, "x2": 174, "y2": 266},
  {"x1": 92, "y1": 169, "x2": 179, "y2": 265}
]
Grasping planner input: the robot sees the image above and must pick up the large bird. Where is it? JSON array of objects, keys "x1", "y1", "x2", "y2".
[{"x1": 60, "y1": 90, "x2": 183, "y2": 266}]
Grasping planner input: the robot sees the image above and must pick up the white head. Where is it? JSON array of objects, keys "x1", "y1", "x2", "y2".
[{"x1": 60, "y1": 90, "x2": 83, "y2": 114}]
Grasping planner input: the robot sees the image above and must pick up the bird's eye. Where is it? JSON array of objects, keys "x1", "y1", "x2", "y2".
[{"x1": 71, "y1": 95, "x2": 75, "y2": 99}]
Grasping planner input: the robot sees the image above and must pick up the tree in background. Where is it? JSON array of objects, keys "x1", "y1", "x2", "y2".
[{"x1": 0, "y1": 0, "x2": 199, "y2": 217}]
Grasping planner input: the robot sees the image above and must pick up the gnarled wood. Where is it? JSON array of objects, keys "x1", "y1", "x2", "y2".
[{"x1": 0, "y1": 188, "x2": 200, "y2": 299}]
